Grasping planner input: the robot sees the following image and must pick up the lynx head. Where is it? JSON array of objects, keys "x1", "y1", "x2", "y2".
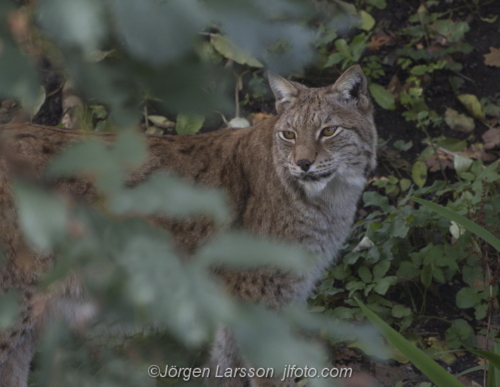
[{"x1": 268, "y1": 65, "x2": 377, "y2": 196}]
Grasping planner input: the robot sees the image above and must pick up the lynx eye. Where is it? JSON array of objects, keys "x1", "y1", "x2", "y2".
[
  {"x1": 321, "y1": 127, "x2": 338, "y2": 137},
  {"x1": 281, "y1": 131, "x2": 296, "y2": 140}
]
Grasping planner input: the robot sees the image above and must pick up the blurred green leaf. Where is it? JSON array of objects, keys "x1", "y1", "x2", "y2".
[
  {"x1": 196, "y1": 232, "x2": 312, "y2": 273},
  {"x1": 109, "y1": 0, "x2": 206, "y2": 64},
  {"x1": 110, "y1": 172, "x2": 229, "y2": 223},
  {"x1": 0, "y1": 41, "x2": 40, "y2": 109},
  {"x1": 13, "y1": 181, "x2": 68, "y2": 252},
  {"x1": 37, "y1": 0, "x2": 107, "y2": 56},
  {"x1": 210, "y1": 34, "x2": 263, "y2": 68}
]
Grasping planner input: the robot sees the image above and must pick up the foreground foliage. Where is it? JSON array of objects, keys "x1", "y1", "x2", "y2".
[{"x1": 1, "y1": 0, "x2": 500, "y2": 386}]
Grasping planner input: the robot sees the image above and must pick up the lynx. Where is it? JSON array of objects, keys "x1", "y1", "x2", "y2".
[{"x1": 0, "y1": 65, "x2": 377, "y2": 387}]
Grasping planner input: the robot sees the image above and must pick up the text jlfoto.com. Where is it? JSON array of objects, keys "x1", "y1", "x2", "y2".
[{"x1": 148, "y1": 364, "x2": 353, "y2": 381}]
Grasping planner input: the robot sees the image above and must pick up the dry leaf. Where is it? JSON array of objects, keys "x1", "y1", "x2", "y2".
[
  {"x1": 387, "y1": 75, "x2": 402, "y2": 98},
  {"x1": 368, "y1": 35, "x2": 390, "y2": 51},
  {"x1": 145, "y1": 125, "x2": 164, "y2": 135},
  {"x1": 147, "y1": 115, "x2": 175, "y2": 129},
  {"x1": 482, "y1": 127, "x2": 500, "y2": 149},
  {"x1": 425, "y1": 150, "x2": 453, "y2": 172},
  {"x1": 488, "y1": 116, "x2": 500, "y2": 127},
  {"x1": 476, "y1": 334, "x2": 495, "y2": 351},
  {"x1": 60, "y1": 81, "x2": 84, "y2": 129},
  {"x1": 484, "y1": 47, "x2": 500, "y2": 67},
  {"x1": 457, "y1": 144, "x2": 496, "y2": 162},
  {"x1": 444, "y1": 108, "x2": 475, "y2": 133}
]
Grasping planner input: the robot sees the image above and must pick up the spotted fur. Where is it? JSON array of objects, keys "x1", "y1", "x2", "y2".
[{"x1": 0, "y1": 65, "x2": 376, "y2": 387}]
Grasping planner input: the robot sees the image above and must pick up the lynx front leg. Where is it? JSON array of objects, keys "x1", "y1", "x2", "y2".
[
  {"x1": 210, "y1": 326, "x2": 249, "y2": 387},
  {"x1": 0, "y1": 328, "x2": 37, "y2": 387}
]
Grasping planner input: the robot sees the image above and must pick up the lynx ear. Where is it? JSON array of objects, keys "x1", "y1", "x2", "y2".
[
  {"x1": 268, "y1": 72, "x2": 306, "y2": 114},
  {"x1": 332, "y1": 65, "x2": 372, "y2": 112}
]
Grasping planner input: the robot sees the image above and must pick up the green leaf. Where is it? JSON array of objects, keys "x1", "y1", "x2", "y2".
[
  {"x1": 411, "y1": 161, "x2": 427, "y2": 188},
  {"x1": 363, "y1": 191, "x2": 391, "y2": 212},
  {"x1": 411, "y1": 65, "x2": 429, "y2": 75},
  {"x1": 359, "y1": 10, "x2": 375, "y2": 31},
  {"x1": 453, "y1": 154, "x2": 473, "y2": 175},
  {"x1": 210, "y1": 34, "x2": 263, "y2": 68},
  {"x1": 471, "y1": 349, "x2": 500, "y2": 371},
  {"x1": 455, "y1": 287, "x2": 479, "y2": 309},
  {"x1": 355, "y1": 298, "x2": 467, "y2": 387},
  {"x1": 369, "y1": 83, "x2": 395, "y2": 110},
  {"x1": 434, "y1": 20, "x2": 469, "y2": 43},
  {"x1": 475, "y1": 304, "x2": 488, "y2": 320},
  {"x1": 176, "y1": 113, "x2": 205, "y2": 135},
  {"x1": 346, "y1": 280, "x2": 366, "y2": 293},
  {"x1": 394, "y1": 140, "x2": 413, "y2": 152},
  {"x1": 373, "y1": 276, "x2": 396, "y2": 295},
  {"x1": 324, "y1": 52, "x2": 345, "y2": 68},
  {"x1": 420, "y1": 263, "x2": 433, "y2": 288},
  {"x1": 484, "y1": 344, "x2": 500, "y2": 387},
  {"x1": 396, "y1": 261, "x2": 420, "y2": 279},
  {"x1": 400, "y1": 178, "x2": 412, "y2": 192},
  {"x1": 436, "y1": 137, "x2": 467, "y2": 152},
  {"x1": 412, "y1": 198, "x2": 500, "y2": 253},
  {"x1": 367, "y1": 0, "x2": 386, "y2": 9},
  {"x1": 457, "y1": 94, "x2": 484, "y2": 119},
  {"x1": 392, "y1": 305, "x2": 411, "y2": 318},
  {"x1": 445, "y1": 319, "x2": 475, "y2": 349},
  {"x1": 334, "y1": 0, "x2": 358, "y2": 15},
  {"x1": 373, "y1": 260, "x2": 390, "y2": 280},
  {"x1": 358, "y1": 265, "x2": 373, "y2": 283}
]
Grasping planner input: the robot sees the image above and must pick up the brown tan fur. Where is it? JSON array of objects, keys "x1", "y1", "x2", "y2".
[{"x1": 0, "y1": 65, "x2": 376, "y2": 387}]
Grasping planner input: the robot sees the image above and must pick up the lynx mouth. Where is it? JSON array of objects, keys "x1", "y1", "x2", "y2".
[{"x1": 300, "y1": 171, "x2": 334, "y2": 182}]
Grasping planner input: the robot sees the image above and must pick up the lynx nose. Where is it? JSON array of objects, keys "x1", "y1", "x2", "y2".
[{"x1": 296, "y1": 159, "x2": 312, "y2": 172}]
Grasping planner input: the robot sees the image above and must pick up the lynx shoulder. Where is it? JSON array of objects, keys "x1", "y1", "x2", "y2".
[{"x1": 0, "y1": 65, "x2": 377, "y2": 387}]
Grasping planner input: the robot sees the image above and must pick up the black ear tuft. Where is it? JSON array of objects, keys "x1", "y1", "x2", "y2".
[
  {"x1": 267, "y1": 72, "x2": 306, "y2": 114},
  {"x1": 331, "y1": 65, "x2": 372, "y2": 112}
]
